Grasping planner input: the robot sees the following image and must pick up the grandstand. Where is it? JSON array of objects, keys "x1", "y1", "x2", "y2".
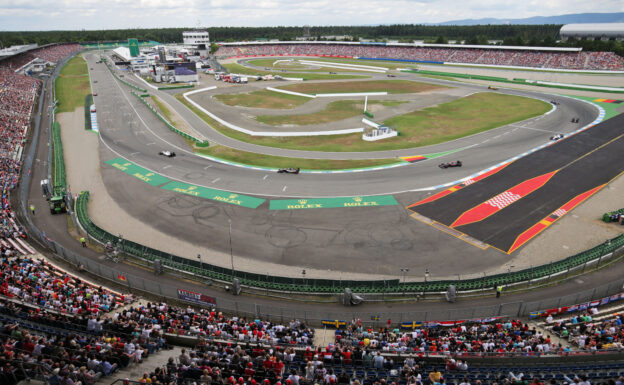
[{"x1": 215, "y1": 42, "x2": 624, "y2": 71}]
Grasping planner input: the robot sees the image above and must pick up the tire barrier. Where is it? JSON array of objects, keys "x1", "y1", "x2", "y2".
[
  {"x1": 130, "y1": 91, "x2": 208, "y2": 147},
  {"x1": 75, "y1": 190, "x2": 624, "y2": 296}
]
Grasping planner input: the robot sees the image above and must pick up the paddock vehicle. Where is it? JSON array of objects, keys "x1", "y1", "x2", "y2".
[
  {"x1": 571, "y1": 117, "x2": 580, "y2": 123},
  {"x1": 277, "y1": 168, "x2": 300, "y2": 174},
  {"x1": 488, "y1": 86, "x2": 498, "y2": 90},
  {"x1": 439, "y1": 160, "x2": 462, "y2": 169},
  {"x1": 550, "y1": 134, "x2": 564, "y2": 141},
  {"x1": 159, "y1": 151, "x2": 176, "y2": 157}
]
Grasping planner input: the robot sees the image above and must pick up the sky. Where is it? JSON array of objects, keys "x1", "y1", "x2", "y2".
[{"x1": 0, "y1": 0, "x2": 623, "y2": 31}]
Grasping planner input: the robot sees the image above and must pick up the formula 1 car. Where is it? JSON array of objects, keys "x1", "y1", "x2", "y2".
[
  {"x1": 438, "y1": 161, "x2": 462, "y2": 169},
  {"x1": 159, "y1": 150, "x2": 176, "y2": 157},
  {"x1": 550, "y1": 133, "x2": 564, "y2": 141},
  {"x1": 488, "y1": 86, "x2": 498, "y2": 90},
  {"x1": 387, "y1": 74, "x2": 397, "y2": 77},
  {"x1": 571, "y1": 117, "x2": 580, "y2": 123},
  {"x1": 277, "y1": 167, "x2": 300, "y2": 174}
]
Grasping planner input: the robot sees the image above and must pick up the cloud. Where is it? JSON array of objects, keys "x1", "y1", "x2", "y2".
[{"x1": 0, "y1": 0, "x2": 622, "y2": 30}]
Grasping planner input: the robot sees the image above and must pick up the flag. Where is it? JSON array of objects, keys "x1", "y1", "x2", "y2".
[
  {"x1": 117, "y1": 274, "x2": 126, "y2": 282},
  {"x1": 401, "y1": 321, "x2": 423, "y2": 330},
  {"x1": 370, "y1": 315, "x2": 380, "y2": 321},
  {"x1": 529, "y1": 311, "x2": 544, "y2": 318},
  {"x1": 321, "y1": 320, "x2": 346, "y2": 328}
]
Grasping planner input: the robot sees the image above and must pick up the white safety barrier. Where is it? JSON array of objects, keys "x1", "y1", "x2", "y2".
[
  {"x1": 526, "y1": 80, "x2": 624, "y2": 92},
  {"x1": 183, "y1": 88, "x2": 364, "y2": 137},
  {"x1": 444, "y1": 62, "x2": 624, "y2": 74},
  {"x1": 299, "y1": 60, "x2": 388, "y2": 73},
  {"x1": 266, "y1": 87, "x2": 316, "y2": 98},
  {"x1": 316, "y1": 91, "x2": 388, "y2": 98}
]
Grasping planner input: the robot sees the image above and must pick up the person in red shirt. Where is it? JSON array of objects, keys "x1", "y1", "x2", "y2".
[{"x1": 244, "y1": 362, "x2": 255, "y2": 378}]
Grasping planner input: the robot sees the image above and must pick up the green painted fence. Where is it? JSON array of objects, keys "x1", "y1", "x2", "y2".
[
  {"x1": 51, "y1": 121, "x2": 66, "y2": 194},
  {"x1": 84, "y1": 94, "x2": 93, "y2": 131},
  {"x1": 130, "y1": 91, "x2": 208, "y2": 146},
  {"x1": 76, "y1": 189, "x2": 624, "y2": 295},
  {"x1": 105, "y1": 64, "x2": 146, "y2": 93}
]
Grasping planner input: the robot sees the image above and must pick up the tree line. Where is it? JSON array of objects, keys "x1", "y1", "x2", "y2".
[{"x1": 0, "y1": 25, "x2": 621, "y2": 57}]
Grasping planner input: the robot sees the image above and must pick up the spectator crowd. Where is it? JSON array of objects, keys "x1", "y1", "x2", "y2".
[
  {"x1": 0, "y1": 44, "x2": 84, "y2": 260},
  {"x1": 216, "y1": 44, "x2": 624, "y2": 71}
]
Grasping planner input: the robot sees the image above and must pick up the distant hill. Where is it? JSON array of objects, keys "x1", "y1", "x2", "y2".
[{"x1": 435, "y1": 12, "x2": 624, "y2": 26}]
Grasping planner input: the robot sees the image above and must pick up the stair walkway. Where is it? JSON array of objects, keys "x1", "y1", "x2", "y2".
[{"x1": 101, "y1": 345, "x2": 184, "y2": 384}]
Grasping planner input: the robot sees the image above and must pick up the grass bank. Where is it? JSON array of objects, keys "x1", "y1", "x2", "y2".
[
  {"x1": 214, "y1": 89, "x2": 309, "y2": 109},
  {"x1": 256, "y1": 100, "x2": 405, "y2": 126},
  {"x1": 196, "y1": 145, "x2": 399, "y2": 170},
  {"x1": 279, "y1": 80, "x2": 446, "y2": 94},
  {"x1": 56, "y1": 56, "x2": 90, "y2": 113},
  {"x1": 174, "y1": 94, "x2": 399, "y2": 170},
  {"x1": 223, "y1": 62, "x2": 367, "y2": 80},
  {"x1": 177, "y1": 91, "x2": 550, "y2": 152}
]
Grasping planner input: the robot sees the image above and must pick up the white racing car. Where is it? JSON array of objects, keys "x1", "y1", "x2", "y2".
[{"x1": 159, "y1": 150, "x2": 176, "y2": 157}]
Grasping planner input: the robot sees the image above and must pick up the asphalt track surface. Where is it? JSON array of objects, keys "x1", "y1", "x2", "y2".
[
  {"x1": 67, "y1": 52, "x2": 614, "y2": 277},
  {"x1": 21, "y1": 52, "x2": 624, "y2": 321},
  {"x1": 88, "y1": 53, "x2": 598, "y2": 198},
  {"x1": 411, "y1": 114, "x2": 624, "y2": 253}
]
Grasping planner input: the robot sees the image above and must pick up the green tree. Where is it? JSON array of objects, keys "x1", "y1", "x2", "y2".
[{"x1": 435, "y1": 35, "x2": 448, "y2": 44}]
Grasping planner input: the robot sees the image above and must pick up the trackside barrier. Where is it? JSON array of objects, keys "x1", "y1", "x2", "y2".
[
  {"x1": 158, "y1": 84, "x2": 195, "y2": 90},
  {"x1": 51, "y1": 121, "x2": 66, "y2": 192},
  {"x1": 75, "y1": 189, "x2": 624, "y2": 297},
  {"x1": 105, "y1": 63, "x2": 147, "y2": 92},
  {"x1": 83, "y1": 94, "x2": 93, "y2": 130},
  {"x1": 405, "y1": 69, "x2": 624, "y2": 93},
  {"x1": 130, "y1": 91, "x2": 208, "y2": 146}
]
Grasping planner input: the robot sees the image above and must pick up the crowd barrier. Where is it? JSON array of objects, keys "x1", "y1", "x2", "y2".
[
  {"x1": 75, "y1": 190, "x2": 624, "y2": 296},
  {"x1": 130, "y1": 91, "x2": 208, "y2": 146}
]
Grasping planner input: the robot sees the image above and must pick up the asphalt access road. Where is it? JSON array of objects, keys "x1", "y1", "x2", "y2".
[{"x1": 87, "y1": 53, "x2": 598, "y2": 198}]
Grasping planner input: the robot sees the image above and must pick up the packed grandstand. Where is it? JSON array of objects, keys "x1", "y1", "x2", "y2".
[
  {"x1": 215, "y1": 43, "x2": 624, "y2": 71},
  {"x1": 1, "y1": 42, "x2": 624, "y2": 385}
]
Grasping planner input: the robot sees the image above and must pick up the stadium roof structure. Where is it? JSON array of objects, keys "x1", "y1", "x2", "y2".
[
  {"x1": 560, "y1": 23, "x2": 624, "y2": 38},
  {"x1": 0, "y1": 44, "x2": 38, "y2": 59},
  {"x1": 218, "y1": 40, "x2": 582, "y2": 52}
]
